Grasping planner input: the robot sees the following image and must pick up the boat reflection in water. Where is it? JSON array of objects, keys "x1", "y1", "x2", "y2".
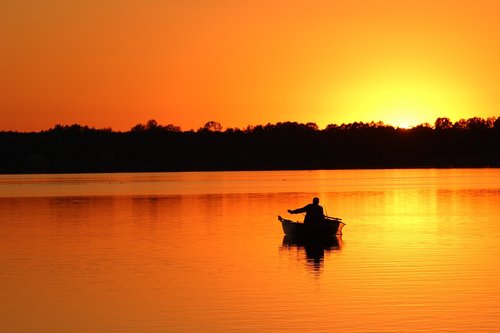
[
  {"x1": 281, "y1": 234, "x2": 343, "y2": 272},
  {"x1": 278, "y1": 215, "x2": 345, "y2": 271}
]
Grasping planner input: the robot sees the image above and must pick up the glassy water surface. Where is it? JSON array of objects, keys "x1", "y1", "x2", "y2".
[{"x1": 1, "y1": 169, "x2": 500, "y2": 332}]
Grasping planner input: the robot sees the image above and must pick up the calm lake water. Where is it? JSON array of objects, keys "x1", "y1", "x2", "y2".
[{"x1": 1, "y1": 169, "x2": 500, "y2": 332}]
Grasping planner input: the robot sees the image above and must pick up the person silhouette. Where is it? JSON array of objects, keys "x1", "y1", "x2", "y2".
[{"x1": 287, "y1": 197, "x2": 325, "y2": 224}]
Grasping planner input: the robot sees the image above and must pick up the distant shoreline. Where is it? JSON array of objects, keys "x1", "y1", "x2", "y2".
[
  {"x1": 1, "y1": 166, "x2": 500, "y2": 176},
  {"x1": 1, "y1": 118, "x2": 499, "y2": 174}
]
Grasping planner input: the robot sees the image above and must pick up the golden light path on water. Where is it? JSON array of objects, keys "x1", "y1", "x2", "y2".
[{"x1": 1, "y1": 169, "x2": 500, "y2": 332}]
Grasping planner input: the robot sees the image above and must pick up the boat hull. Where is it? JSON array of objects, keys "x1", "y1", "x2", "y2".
[{"x1": 278, "y1": 216, "x2": 344, "y2": 237}]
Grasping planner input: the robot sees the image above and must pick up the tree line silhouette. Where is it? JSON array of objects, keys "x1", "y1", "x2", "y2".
[{"x1": 1, "y1": 117, "x2": 499, "y2": 173}]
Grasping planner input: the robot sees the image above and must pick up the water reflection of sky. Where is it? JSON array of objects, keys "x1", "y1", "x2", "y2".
[
  {"x1": 2, "y1": 169, "x2": 500, "y2": 198},
  {"x1": 2, "y1": 169, "x2": 500, "y2": 332}
]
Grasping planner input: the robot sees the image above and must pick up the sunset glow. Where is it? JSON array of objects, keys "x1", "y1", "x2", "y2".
[{"x1": 2, "y1": 0, "x2": 500, "y2": 131}]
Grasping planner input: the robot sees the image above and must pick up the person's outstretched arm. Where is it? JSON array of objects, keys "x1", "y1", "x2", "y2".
[{"x1": 288, "y1": 206, "x2": 307, "y2": 214}]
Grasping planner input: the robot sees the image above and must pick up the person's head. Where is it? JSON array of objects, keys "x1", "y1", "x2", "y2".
[{"x1": 312, "y1": 197, "x2": 319, "y2": 205}]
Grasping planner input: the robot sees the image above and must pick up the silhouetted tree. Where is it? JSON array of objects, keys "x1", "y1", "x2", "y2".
[
  {"x1": 131, "y1": 123, "x2": 147, "y2": 132},
  {"x1": 435, "y1": 117, "x2": 453, "y2": 130},
  {"x1": 305, "y1": 122, "x2": 319, "y2": 131},
  {"x1": 163, "y1": 124, "x2": 182, "y2": 132},
  {"x1": 200, "y1": 121, "x2": 223, "y2": 132},
  {"x1": 494, "y1": 117, "x2": 500, "y2": 129},
  {"x1": 131, "y1": 120, "x2": 181, "y2": 133},
  {"x1": 1, "y1": 116, "x2": 499, "y2": 173},
  {"x1": 453, "y1": 119, "x2": 468, "y2": 130},
  {"x1": 466, "y1": 117, "x2": 488, "y2": 130}
]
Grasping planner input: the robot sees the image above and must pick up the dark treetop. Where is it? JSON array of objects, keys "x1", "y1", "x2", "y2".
[{"x1": 1, "y1": 117, "x2": 499, "y2": 173}]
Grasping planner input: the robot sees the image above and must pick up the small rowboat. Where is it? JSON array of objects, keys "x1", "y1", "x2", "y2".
[{"x1": 278, "y1": 215, "x2": 345, "y2": 237}]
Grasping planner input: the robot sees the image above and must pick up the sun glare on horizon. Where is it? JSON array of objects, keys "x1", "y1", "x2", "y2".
[
  {"x1": 382, "y1": 110, "x2": 428, "y2": 129},
  {"x1": 331, "y1": 71, "x2": 474, "y2": 131},
  {"x1": 391, "y1": 119, "x2": 413, "y2": 129}
]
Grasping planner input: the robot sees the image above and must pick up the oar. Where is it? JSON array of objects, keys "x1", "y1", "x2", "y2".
[{"x1": 325, "y1": 215, "x2": 343, "y2": 222}]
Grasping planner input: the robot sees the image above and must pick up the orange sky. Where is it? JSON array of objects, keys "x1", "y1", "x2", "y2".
[{"x1": 1, "y1": 0, "x2": 500, "y2": 131}]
